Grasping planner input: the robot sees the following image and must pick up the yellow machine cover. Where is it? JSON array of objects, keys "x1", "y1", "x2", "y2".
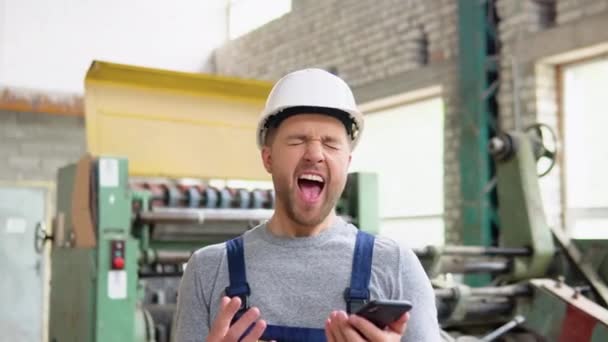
[{"x1": 84, "y1": 61, "x2": 273, "y2": 180}]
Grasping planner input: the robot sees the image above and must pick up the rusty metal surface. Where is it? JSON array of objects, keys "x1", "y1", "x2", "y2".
[
  {"x1": 0, "y1": 87, "x2": 83, "y2": 115},
  {"x1": 530, "y1": 278, "x2": 608, "y2": 325}
]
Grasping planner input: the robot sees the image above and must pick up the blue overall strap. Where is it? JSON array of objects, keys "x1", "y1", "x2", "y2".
[
  {"x1": 225, "y1": 237, "x2": 327, "y2": 342},
  {"x1": 344, "y1": 230, "x2": 375, "y2": 314},
  {"x1": 224, "y1": 236, "x2": 250, "y2": 313},
  {"x1": 262, "y1": 324, "x2": 326, "y2": 342}
]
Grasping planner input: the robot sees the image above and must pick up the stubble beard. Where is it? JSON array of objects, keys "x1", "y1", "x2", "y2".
[{"x1": 276, "y1": 183, "x2": 340, "y2": 228}]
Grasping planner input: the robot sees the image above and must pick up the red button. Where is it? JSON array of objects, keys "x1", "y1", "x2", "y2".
[{"x1": 112, "y1": 257, "x2": 125, "y2": 269}]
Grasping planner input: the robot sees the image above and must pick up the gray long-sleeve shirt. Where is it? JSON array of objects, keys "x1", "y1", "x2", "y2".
[{"x1": 173, "y1": 218, "x2": 441, "y2": 341}]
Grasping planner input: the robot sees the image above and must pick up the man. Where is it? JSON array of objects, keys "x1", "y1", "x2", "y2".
[{"x1": 173, "y1": 69, "x2": 440, "y2": 341}]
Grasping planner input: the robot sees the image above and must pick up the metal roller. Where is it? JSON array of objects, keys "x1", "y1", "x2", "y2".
[
  {"x1": 137, "y1": 207, "x2": 274, "y2": 225},
  {"x1": 266, "y1": 189, "x2": 275, "y2": 209},
  {"x1": 462, "y1": 261, "x2": 511, "y2": 274},
  {"x1": 185, "y1": 186, "x2": 201, "y2": 208},
  {"x1": 251, "y1": 189, "x2": 266, "y2": 209},
  {"x1": 434, "y1": 283, "x2": 531, "y2": 300},
  {"x1": 438, "y1": 297, "x2": 514, "y2": 324},
  {"x1": 414, "y1": 245, "x2": 531, "y2": 257},
  {"x1": 218, "y1": 188, "x2": 232, "y2": 208},
  {"x1": 203, "y1": 187, "x2": 219, "y2": 208},
  {"x1": 234, "y1": 189, "x2": 251, "y2": 209},
  {"x1": 461, "y1": 299, "x2": 514, "y2": 320},
  {"x1": 439, "y1": 258, "x2": 511, "y2": 274},
  {"x1": 152, "y1": 249, "x2": 192, "y2": 264},
  {"x1": 133, "y1": 183, "x2": 275, "y2": 210},
  {"x1": 164, "y1": 184, "x2": 182, "y2": 207},
  {"x1": 143, "y1": 183, "x2": 166, "y2": 207}
]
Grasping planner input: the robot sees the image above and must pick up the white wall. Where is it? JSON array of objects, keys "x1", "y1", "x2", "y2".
[
  {"x1": 228, "y1": 0, "x2": 291, "y2": 39},
  {"x1": 562, "y1": 57, "x2": 608, "y2": 238},
  {"x1": 0, "y1": 0, "x2": 228, "y2": 94},
  {"x1": 350, "y1": 97, "x2": 445, "y2": 248}
]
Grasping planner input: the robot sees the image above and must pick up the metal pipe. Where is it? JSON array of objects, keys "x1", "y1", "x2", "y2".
[
  {"x1": 414, "y1": 245, "x2": 531, "y2": 257},
  {"x1": 439, "y1": 260, "x2": 511, "y2": 274},
  {"x1": 139, "y1": 271, "x2": 184, "y2": 278},
  {"x1": 438, "y1": 299, "x2": 514, "y2": 323},
  {"x1": 481, "y1": 315, "x2": 525, "y2": 341},
  {"x1": 136, "y1": 208, "x2": 274, "y2": 225},
  {"x1": 464, "y1": 300, "x2": 514, "y2": 318},
  {"x1": 446, "y1": 246, "x2": 530, "y2": 257},
  {"x1": 138, "y1": 249, "x2": 192, "y2": 265},
  {"x1": 435, "y1": 283, "x2": 531, "y2": 300},
  {"x1": 154, "y1": 250, "x2": 192, "y2": 264},
  {"x1": 463, "y1": 261, "x2": 510, "y2": 274},
  {"x1": 136, "y1": 208, "x2": 354, "y2": 226}
]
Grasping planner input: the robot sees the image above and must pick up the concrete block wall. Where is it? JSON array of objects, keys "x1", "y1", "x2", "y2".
[
  {"x1": 215, "y1": 0, "x2": 608, "y2": 243},
  {"x1": 440, "y1": 65, "x2": 462, "y2": 244},
  {"x1": 0, "y1": 111, "x2": 86, "y2": 182},
  {"x1": 557, "y1": 0, "x2": 608, "y2": 24},
  {"x1": 215, "y1": 0, "x2": 457, "y2": 86}
]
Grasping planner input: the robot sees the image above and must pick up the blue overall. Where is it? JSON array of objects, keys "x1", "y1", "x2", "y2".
[{"x1": 224, "y1": 230, "x2": 375, "y2": 342}]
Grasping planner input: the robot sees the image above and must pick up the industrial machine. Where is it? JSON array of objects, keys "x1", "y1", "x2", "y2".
[
  {"x1": 38, "y1": 60, "x2": 608, "y2": 341},
  {"x1": 446, "y1": 1, "x2": 608, "y2": 338},
  {"x1": 417, "y1": 124, "x2": 608, "y2": 341},
  {"x1": 37, "y1": 155, "x2": 378, "y2": 342},
  {"x1": 36, "y1": 61, "x2": 380, "y2": 342}
]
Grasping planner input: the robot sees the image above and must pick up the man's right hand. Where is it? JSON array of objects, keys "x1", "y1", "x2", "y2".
[{"x1": 208, "y1": 296, "x2": 268, "y2": 342}]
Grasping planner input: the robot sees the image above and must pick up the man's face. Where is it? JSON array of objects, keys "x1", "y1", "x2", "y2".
[{"x1": 262, "y1": 113, "x2": 352, "y2": 228}]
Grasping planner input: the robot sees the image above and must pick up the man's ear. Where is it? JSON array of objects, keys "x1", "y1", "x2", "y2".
[{"x1": 261, "y1": 146, "x2": 272, "y2": 173}]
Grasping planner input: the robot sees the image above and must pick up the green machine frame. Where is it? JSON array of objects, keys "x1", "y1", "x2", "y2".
[
  {"x1": 49, "y1": 157, "x2": 138, "y2": 341},
  {"x1": 45, "y1": 156, "x2": 379, "y2": 342},
  {"x1": 458, "y1": 0, "x2": 500, "y2": 286},
  {"x1": 338, "y1": 172, "x2": 380, "y2": 235}
]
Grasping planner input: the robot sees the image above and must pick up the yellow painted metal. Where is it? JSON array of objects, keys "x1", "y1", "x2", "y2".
[{"x1": 84, "y1": 61, "x2": 273, "y2": 180}]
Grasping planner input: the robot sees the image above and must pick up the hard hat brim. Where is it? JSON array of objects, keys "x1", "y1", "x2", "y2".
[{"x1": 257, "y1": 105, "x2": 364, "y2": 149}]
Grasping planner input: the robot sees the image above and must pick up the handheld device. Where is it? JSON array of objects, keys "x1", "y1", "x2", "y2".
[{"x1": 355, "y1": 300, "x2": 413, "y2": 329}]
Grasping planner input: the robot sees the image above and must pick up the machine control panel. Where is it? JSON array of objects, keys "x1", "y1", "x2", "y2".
[{"x1": 110, "y1": 240, "x2": 126, "y2": 270}]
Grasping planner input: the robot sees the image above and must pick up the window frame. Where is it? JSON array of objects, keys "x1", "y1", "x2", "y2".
[{"x1": 558, "y1": 55, "x2": 608, "y2": 238}]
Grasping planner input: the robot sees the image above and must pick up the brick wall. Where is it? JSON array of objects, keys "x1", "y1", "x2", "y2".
[
  {"x1": 215, "y1": 0, "x2": 456, "y2": 86},
  {"x1": 0, "y1": 111, "x2": 86, "y2": 182},
  {"x1": 557, "y1": 0, "x2": 608, "y2": 24},
  {"x1": 441, "y1": 65, "x2": 462, "y2": 244},
  {"x1": 214, "y1": 0, "x2": 608, "y2": 243}
]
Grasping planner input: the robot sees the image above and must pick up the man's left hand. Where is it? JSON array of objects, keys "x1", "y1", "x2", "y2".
[{"x1": 324, "y1": 310, "x2": 409, "y2": 342}]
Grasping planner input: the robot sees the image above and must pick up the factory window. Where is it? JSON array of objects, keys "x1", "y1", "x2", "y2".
[
  {"x1": 350, "y1": 96, "x2": 444, "y2": 247},
  {"x1": 562, "y1": 57, "x2": 608, "y2": 238},
  {"x1": 228, "y1": 0, "x2": 292, "y2": 39}
]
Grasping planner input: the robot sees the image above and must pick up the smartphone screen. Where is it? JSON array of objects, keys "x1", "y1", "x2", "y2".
[{"x1": 355, "y1": 300, "x2": 413, "y2": 329}]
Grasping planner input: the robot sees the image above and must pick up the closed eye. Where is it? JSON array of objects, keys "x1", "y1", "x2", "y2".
[
  {"x1": 287, "y1": 139, "x2": 305, "y2": 146},
  {"x1": 324, "y1": 142, "x2": 340, "y2": 150},
  {"x1": 322, "y1": 137, "x2": 344, "y2": 150}
]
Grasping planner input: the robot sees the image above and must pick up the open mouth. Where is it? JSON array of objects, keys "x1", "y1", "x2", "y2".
[{"x1": 297, "y1": 173, "x2": 325, "y2": 202}]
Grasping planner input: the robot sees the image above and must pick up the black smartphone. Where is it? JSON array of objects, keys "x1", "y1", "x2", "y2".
[{"x1": 355, "y1": 300, "x2": 413, "y2": 329}]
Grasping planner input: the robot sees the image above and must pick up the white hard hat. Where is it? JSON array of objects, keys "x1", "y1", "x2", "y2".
[{"x1": 256, "y1": 68, "x2": 364, "y2": 149}]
